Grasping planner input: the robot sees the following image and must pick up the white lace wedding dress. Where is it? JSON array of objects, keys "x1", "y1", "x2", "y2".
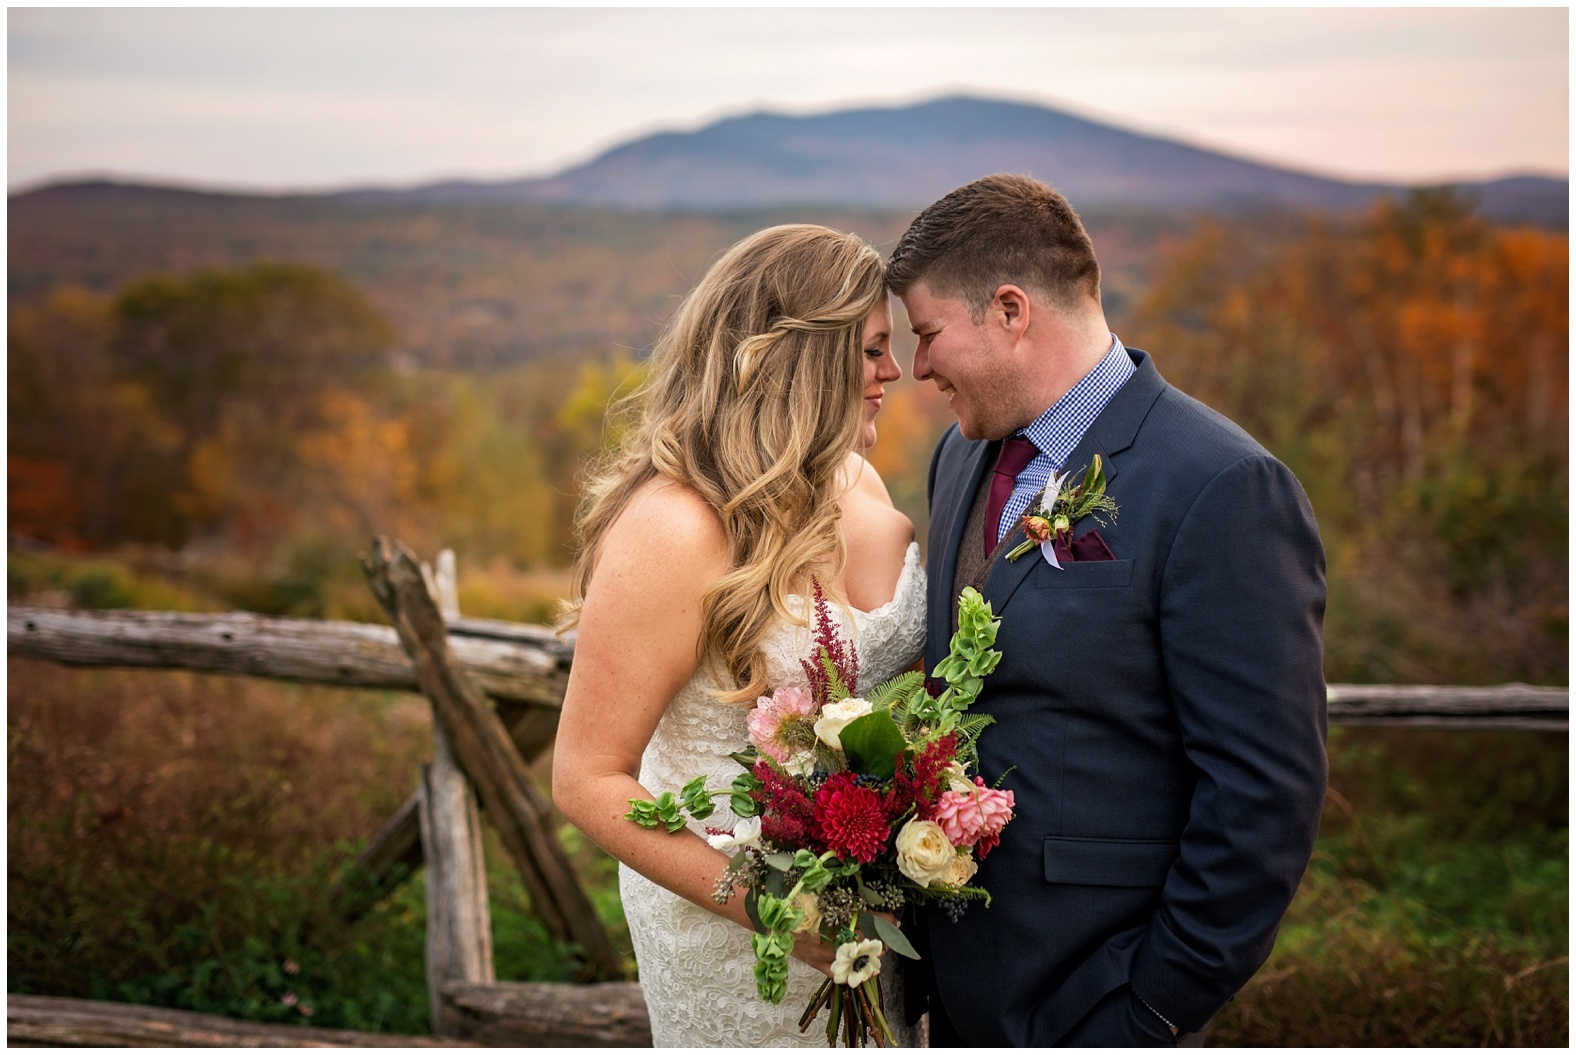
[{"x1": 620, "y1": 541, "x2": 928, "y2": 1047}]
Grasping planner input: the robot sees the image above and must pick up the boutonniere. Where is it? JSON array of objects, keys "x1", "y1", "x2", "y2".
[{"x1": 1005, "y1": 454, "x2": 1119, "y2": 564}]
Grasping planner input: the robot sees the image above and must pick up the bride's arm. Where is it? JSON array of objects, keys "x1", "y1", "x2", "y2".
[{"x1": 552, "y1": 482, "x2": 835, "y2": 975}]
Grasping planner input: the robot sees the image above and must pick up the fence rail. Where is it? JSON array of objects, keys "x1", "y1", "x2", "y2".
[
  {"x1": 6, "y1": 570, "x2": 1566, "y2": 1047},
  {"x1": 10, "y1": 604, "x2": 1567, "y2": 731},
  {"x1": 7, "y1": 606, "x2": 570, "y2": 709}
]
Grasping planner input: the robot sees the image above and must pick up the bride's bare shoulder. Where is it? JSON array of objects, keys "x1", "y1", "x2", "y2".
[
  {"x1": 599, "y1": 478, "x2": 729, "y2": 581},
  {"x1": 838, "y1": 453, "x2": 914, "y2": 550},
  {"x1": 839, "y1": 451, "x2": 896, "y2": 506}
]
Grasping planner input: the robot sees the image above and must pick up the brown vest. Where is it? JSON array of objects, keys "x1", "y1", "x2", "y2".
[{"x1": 950, "y1": 467, "x2": 1015, "y2": 633}]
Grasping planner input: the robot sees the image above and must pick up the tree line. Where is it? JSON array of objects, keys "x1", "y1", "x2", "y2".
[
  {"x1": 8, "y1": 191, "x2": 1566, "y2": 683},
  {"x1": 1132, "y1": 190, "x2": 1566, "y2": 684}
]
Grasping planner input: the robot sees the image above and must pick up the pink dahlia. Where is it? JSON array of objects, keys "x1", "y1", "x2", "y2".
[
  {"x1": 747, "y1": 685, "x2": 817, "y2": 764},
  {"x1": 934, "y1": 778, "x2": 1015, "y2": 855},
  {"x1": 813, "y1": 773, "x2": 891, "y2": 863}
]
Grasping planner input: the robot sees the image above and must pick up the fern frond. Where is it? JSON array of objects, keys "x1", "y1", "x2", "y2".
[
  {"x1": 953, "y1": 712, "x2": 997, "y2": 745},
  {"x1": 820, "y1": 650, "x2": 850, "y2": 701},
  {"x1": 867, "y1": 670, "x2": 924, "y2": 710}
]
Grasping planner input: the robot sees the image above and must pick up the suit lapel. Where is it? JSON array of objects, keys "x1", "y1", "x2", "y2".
[{"x1": 981, "y1": 349, "x2": 1168, "y2": 614}]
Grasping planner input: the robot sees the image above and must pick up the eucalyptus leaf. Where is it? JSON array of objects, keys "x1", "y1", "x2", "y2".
[{"x1": 870, "y1": 912, "x2": 920, "y2": 960}]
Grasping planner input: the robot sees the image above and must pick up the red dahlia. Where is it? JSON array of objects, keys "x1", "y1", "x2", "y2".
[{"x1": 813, "y1": 774, "x2": 890, "y2": 863}]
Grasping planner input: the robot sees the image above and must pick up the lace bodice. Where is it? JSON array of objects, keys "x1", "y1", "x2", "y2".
[{"x1": 621, "y1": 541, "x2": 927, "y2": 1047}]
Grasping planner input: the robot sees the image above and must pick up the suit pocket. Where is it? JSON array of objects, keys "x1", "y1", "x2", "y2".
[
  {"x1": 1043, "y1": 836, "x2": 1178, "y2": 887},
  {"x1": 1033, "y1": 558, "x2": 1134, "y2": 590}
]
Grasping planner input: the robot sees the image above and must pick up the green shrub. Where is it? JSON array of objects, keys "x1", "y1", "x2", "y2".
[
  {"x1": 1213, "y1": 727, "x2": 1567, "y2": 1045},
  {"x1": 7, "y1": 663, "x2": 1564, "y2": 1043}
]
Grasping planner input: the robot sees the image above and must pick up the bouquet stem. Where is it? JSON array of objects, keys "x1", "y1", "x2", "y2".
[
  {"x1": 799, "y1": 973, "x2": 896, "y2": 1047},
  {"x1": 826, "y1": 984, "x2": 842, "y2": 1046},
  {"x1": 800, "y1": 977, "x2": 834, "y2": 1033},
  {"x1": 843, "y1": 982, "x2": 860, "y2": 1046},
  {"x1": 861, "y1": 977, "x2": 897, "y2": 1047}
]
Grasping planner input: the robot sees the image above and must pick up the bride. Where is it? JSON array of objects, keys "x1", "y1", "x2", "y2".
[{"x1": 552, "y1": 224, "x2": 925, "y2": 1047}]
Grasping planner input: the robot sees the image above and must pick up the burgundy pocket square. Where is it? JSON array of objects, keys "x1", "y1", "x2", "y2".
[{"x1": 1052, "y1": 529, "x2": 1116, "y2": 564}]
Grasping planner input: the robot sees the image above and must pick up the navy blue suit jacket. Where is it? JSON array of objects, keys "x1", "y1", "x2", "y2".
[{"x1": 916, "y1": 348, "x2": 1327, "y2": 1044}]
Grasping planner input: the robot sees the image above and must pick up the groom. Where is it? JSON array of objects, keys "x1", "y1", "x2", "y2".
[{"x1": 890, "y1": 174, "x2": 1328, "y2": 1046}]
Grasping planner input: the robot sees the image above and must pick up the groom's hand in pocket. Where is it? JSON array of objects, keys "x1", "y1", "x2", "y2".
[{"x1": 1058, "y1": 985, "x2": 1178, "y2": 1047}]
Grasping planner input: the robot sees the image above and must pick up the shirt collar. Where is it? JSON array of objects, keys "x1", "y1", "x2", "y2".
[{"x1": 1019, "y1": 335, "x2": 1135, "y2": 469}]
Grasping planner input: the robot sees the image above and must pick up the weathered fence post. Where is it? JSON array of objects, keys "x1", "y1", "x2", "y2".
[
  {"x1": 419, "y1": 550, "x2": 495, "y2": 1033},
  {"x1": 361, "y1": 537, "x2": 621, "y2": 980}
]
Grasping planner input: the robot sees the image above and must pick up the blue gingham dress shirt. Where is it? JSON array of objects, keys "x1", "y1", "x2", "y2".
[{"x1": 993, "y1": 335, "x2": 1135, "y2": 547}]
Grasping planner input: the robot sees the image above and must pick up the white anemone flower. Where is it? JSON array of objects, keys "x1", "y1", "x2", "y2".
[
  {"x1": 831, "y1": 938, "x2": 884, "y2": 987},
  {"x1": 705, "y1": 816, "x2": 762, "y2": 852}
]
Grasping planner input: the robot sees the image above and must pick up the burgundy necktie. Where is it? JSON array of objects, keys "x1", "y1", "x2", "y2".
[{"x1": 985, "y1": 434, "x2": 1039, "y2": 557}]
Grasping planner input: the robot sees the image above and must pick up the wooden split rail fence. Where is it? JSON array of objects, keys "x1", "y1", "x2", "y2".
[{"x1": 7, "y1": 539, "x2": 1568, "y2": 1045}]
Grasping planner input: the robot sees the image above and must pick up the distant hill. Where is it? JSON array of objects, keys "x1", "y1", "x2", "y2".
[
  {"x1": 336, "y1": 95, "x2": 1567, "y2": 227},
  {"x1": 8, "y1": 95, "x2": 1565, "y2": 369}
]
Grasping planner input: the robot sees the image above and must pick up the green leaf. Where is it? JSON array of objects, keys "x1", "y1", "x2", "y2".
[
  {"x1": 756, "y1": 892, "x2": 802, "y2": 933},
  {"x1": 624, "y1": 799, "x2": 659, "y2": 828},
  {"x1": 679, "y1": 776, "x2": 715, "y2": 820},
  {"x1": 641, "y1": 791, "x2": 685, "y2": 833},
  {"x1": 838, "y1": 710, "x2": 906, "y2": 781},
  {"x1": 820, "y1": 650, "x2": 850, "y2": 701},
  {"x1": 1082, "y1": 454, "x2": 1103, "y2": 497},
  {"x1": 869, "y1": 912, "x2": 920, "y2": 960},
  {"x1": 968, "y1": 651, "x2": 1000, "y2": 677}
]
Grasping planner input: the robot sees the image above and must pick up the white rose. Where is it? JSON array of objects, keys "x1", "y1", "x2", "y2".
[
  {"x1": 813, "y1": 697, "x2": 873, "y2": 751},
  {"x1": 790, "y1": 891, "x2": 823, "y2": 935},
  {"x1": 941, "y1": 850, "x2": 979, "y2": 887},
  {"x1": 895, "y1": 819, "x2": 954, "y2": 888},
  {"x1": 705, "y1": 815, "x2": 761, "y2": 852},
  {"x1": 831, "y1": 938, "x2": 884, "y2": 987}
]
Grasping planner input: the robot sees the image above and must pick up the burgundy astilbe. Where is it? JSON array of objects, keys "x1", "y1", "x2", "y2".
[
  {"x1": 883, "y1": 775, "x2": 916, "y2": 825},
  {"x1": 900, "y1": 733, "x2": 959, "y2": 822},
  {"x1": 752, "y1": 758, "x2": 819, "y2": 851},
  {"x1": 799, "y1": 580, "x2": 859, "y2": 707}
]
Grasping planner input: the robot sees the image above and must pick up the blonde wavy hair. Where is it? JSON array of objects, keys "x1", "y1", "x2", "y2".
[{"x1": 561, "y1": 224, "x2": 886, "y2": 703}]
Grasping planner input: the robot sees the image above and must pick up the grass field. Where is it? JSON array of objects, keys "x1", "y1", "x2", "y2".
[{"x1": 8, "y1": 654, "x2": 1565, "y2": 1045}]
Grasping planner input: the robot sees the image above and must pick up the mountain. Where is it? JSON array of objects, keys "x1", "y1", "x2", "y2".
[
  {"x1": 336, "y1": 95, "x2": 1566, "y2": 226},
  {"x1": 7, "y1": 95, "x2": 1565, "y2": 369}
]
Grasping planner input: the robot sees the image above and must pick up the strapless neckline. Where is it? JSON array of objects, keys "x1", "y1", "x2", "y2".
[{"x1": 788, "y1": 540, "x2": 922, "y2": 621}]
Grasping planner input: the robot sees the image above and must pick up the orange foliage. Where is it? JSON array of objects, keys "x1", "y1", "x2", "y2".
[
  {"x1": 1132, "y1": 191, "x2": 1567, "y2": 683},
  {"x1": 8, "y1": 457, "x2": 85, "y2": 550}
]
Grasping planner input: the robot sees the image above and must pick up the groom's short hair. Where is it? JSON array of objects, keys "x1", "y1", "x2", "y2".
[{"x1": 886, "y1": 174, "x2": 1101, "y2": 319}]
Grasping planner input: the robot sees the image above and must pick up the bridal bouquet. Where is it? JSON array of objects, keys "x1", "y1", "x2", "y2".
[{"x1": 626, "y1": 585, "x2": 1013, "y2": 1047}]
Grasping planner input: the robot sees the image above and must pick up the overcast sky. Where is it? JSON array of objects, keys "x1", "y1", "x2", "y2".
[{"x1": 8, "y1": 6, "x2": 1569, "y2": 194}]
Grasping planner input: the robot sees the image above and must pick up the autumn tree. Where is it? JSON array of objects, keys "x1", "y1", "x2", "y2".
[{"x1": 1132, "y1": 191, "x2": 1567, "y2": 684}]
